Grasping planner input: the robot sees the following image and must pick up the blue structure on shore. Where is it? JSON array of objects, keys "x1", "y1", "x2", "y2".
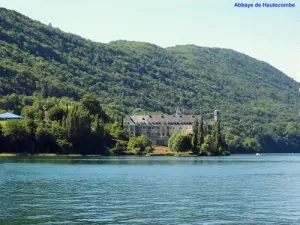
[{"x1": 0, "y1": 112, "x2": 23, "y2": 120}]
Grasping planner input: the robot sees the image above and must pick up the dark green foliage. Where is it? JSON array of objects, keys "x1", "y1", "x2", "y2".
[
  {"x1": 110, "y1": 140, "x2": 128, "y2": 155},
  {"x1": 0, "y1": 94, "x2": 23, "y2": 114},
  {"x1": 190, "y1": 117, "x2": 228, "y2": 155},
  {"x1": 1, "y1": 8, "x2": 300, "y2": 153},
  {"x1": 80, "y1": 94, "x2": 104, "y2": 117},
  {"x1": 191, "y1": 118, "x2": 199, "y2": 147},
  {"x1": 210, "y1": 120, "x2": 227, "y2": 155},
  {"x1": 47, "y1": 106, "x2": 66, "y2": 122},
  {"x1": 198, "y1": 116, "x2": 204, "y2": 147},
  {"x1": 191, "y1": 118, "x2": 199, "y2": 153},
  {"x1": 200, "y1": 134, "x2": 215, "y2": 155},
  {"x1": 242, "y1": 137, "x2": 261, "y2": 152},
  {"x1": 211, "y1": 121, "x2": 221, "y2": 152},
  {"x1": 0, "y1": 124, "x2": 6, "y2": 152},
  {"x1": 0, "y1": 95, "x2": 124, "y2": 155},
  {"x1": 127, "y1": 135, "x2": 153, "y2": 155},
  {"x1": 2, "y1": 120, "x2": 31, "y2": 153},
  {"x1": 107, "y1": 121, "x2": 129, "y2": 141},
  {"x1": 21, "y1": 105, "x2": 43, "y2": 120},
  {"x1": 35, "y1": 122, "x2": 61, "y2": 154},
  {"x1": 168, "y1": 133, "x2": 192, "y2": 152}
]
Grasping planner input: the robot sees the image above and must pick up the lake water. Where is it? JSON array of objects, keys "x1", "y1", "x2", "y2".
[{"x1": 1, "y1": 155, "x2": 300, "y2": 224}]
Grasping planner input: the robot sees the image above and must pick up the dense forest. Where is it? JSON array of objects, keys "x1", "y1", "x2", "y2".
[
  {"x1": 1, "y1": 8, "x2": 300, "y2": 154},
  {"x1": 0, "y1": 94, "x2": 129, "y2": 155}
]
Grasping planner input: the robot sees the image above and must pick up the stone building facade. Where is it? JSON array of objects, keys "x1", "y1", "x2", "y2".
[{"x1": 123, "y1": 109, "x2": 220, "y2": 146}]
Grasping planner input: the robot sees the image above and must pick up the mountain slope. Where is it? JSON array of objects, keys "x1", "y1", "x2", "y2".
[{"x1": 1, "y1": 7, "x2": 300, "y2": 152}]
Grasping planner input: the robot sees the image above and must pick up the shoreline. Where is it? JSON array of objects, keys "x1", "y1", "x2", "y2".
[
  {"x1": 1, "y1": 153, "x2": 298, "y2": 158},
  {"x1": 0, "y1": 153, "x2": 93, "y2": 157},
  {"x1": 0, "y1": 153, "x2": 228, "y2": 157}
]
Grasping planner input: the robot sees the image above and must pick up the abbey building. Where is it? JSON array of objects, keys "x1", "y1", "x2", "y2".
[{"x1": 123, "y1": 107, "x2": 220, "y2": 146}]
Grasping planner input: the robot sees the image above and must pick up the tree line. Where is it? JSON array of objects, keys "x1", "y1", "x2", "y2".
[
  {"x1": 168, "y1": 117, "x2": 229, "y2": 156},
  {"x1": 1, "y1": 94, "x2": 153, "y2": 155},
  {"x1": 0, "y1": 93, "x2": 230, "y2": 156}
]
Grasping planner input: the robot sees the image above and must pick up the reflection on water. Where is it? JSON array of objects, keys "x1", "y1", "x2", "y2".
[
  {"x1": 2, "y1": 154, "x2": 300, "y2": 165},
  {"x1": 2, "y1": 155, "x2": 300, "y2": 224}
]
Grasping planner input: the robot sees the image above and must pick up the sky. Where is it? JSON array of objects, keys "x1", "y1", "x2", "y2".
[{"x1": 1, "y1": 0, "x2": 300, "y2": 80}]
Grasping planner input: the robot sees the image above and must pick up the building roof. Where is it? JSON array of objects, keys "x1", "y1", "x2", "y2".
[
  {"x1": 124, "y1": 115, "x2": 201, "y2": 125},
  {"x1": 0, "y1": 112, "x2": 23, "y2": 120}
]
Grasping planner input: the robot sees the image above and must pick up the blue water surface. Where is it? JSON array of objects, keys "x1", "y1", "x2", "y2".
[{"x1": 1, "y1": 154, "x2": 300, "y2": 224}]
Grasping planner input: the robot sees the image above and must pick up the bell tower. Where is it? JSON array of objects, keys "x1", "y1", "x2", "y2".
[
  {"x1": 175, "y1": 102, "x2": 184, "y2": 116},
  {"x1": 214, "y1": 110, "x2": 220, "y2": 121}
]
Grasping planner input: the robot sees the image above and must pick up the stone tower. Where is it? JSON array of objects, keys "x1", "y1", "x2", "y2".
[
  {"x1": 175, "y1": 102, "x2": 184, "y2": 116},
  {"x1": 214, "y1": 110, "x2": 220, "y2": 122}
]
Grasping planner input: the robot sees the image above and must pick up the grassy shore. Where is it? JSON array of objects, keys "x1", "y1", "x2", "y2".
[
  {"x1": 147, "y1": 151, "x2": 197, "y2": 156},
  {"x1": 0, "y1": 152, "x2": 198, "y2": 157},
  {"x1": 0, "y1": 152, "x2": 229, "y2": 157},
  {"x1": 0, "y1": 153, "x2": 18, "y2": 157}
]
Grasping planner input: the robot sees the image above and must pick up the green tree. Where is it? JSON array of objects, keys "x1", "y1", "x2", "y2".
[
  {"x1": 90, "y1": 115, "x2": 107, "y2": 154},
  {"x1": 111, "y1": 140, "x2": 128, "y2": 155},
  {"x1": 2, "y1": 120, "x2": 31, "y2": 153},
  {"x1": 80, "y1": 94, "x2": 104, "y2": 116},
  {"x1": 21, "y1": 106, "x2": 35, "y2": 119},
  {"x1": 200, "y1": 134, "x2": 215, "y2": 155},
  {"x1": 242, "y1": 137, "x2": 261, "y2": 152},
  {"x1": 0, "y1": 124, "x2": 7, "y2": 153},
  {"x1": 127, "y1": 135, "x2": 153, "y2": 155},
  {"x1": 47, "y1": 106, "x2": 66, "y2": 122},
  {"x1": 197, "y1": 116, "x2": 204, "y2": 147},
  {"x1": 65, "y1": 106, "x2": 92, "y2": 154},
  {"x1": 211, "y1": 120, "x2": 229, "y2": 155},
  {"x1": 35, "y1": 122, "x2": 58, "y2": 154},
  {"x1": 168, "y1": 133, "x2": 192, "y2": 152},
  {"x1": 191, "y1": 118, "x2": 198, "y2": 147},
  {"x1": 211, "y1": 120, "x2": 221, "y2": 152}
]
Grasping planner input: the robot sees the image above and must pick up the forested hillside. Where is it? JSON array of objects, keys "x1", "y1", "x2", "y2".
[{"x1": 1, "y1": 7, "x2": 300, "y2": 153}]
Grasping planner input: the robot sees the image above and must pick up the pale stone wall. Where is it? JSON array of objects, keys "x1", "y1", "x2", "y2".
[
  {"x1": 126, "y1": 124, "x2": 193, "y2": 146},
  {"x1": 124, "y1": 111, "x2": 218, "y2": 146}
]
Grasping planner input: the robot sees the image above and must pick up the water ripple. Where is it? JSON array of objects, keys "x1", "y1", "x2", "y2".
[{"x1": 2, "y1": 155, "x2": 300, "y2": 224}]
